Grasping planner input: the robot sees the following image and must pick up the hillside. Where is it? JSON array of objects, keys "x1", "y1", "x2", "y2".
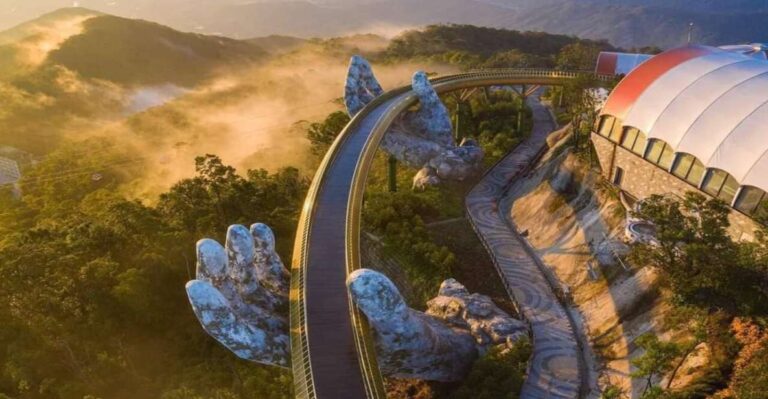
[
  {"x1": 247, "y1": 35, "x2": 308, "y2": 54},
  {"x1": 44, "y1": 13, "x2": 267, "y2": 87},
  {"x1": 382, "y1": 24, "x2": 615, "y2": 61}
]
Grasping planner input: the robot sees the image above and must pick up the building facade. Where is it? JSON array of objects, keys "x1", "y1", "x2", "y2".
[{"x1": 592, "y1": 45, "x2": 768, "y2": 240}]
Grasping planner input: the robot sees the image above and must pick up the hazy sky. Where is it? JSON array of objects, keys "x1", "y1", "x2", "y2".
[
  {"x1": 0, "y1": 0, "x2": 390, "y2": 30},
  {"x1": 0, "y1": 1, "x2": 232, "y2": 30}
]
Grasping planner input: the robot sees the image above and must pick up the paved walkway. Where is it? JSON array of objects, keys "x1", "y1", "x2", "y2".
[{"x1": 466, "y1": 96, "x2": 583, "y2": 398}]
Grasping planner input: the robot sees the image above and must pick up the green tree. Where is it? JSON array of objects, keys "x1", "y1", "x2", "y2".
[
  {"x1": 601, "y1": 384, "x2": 626, "y2": 399},
  {"x1": 630, "y1": 192, "x2": 768, "y2": 315},
  {"x1": 306, "y1": 111, "x2": 350, "y2": 157},
  {"x1": 631, "y1": 334, "x2": 683, "y2": 395},
  {"x1": 451, "y1": 339, "x2": 532, "y2": 399},
  {"x1": 0, "y1": 150, "x2": 301, "y2": 398},
  {"x1": 557, "y1": 42, "x2": 603, "y2": 71}
]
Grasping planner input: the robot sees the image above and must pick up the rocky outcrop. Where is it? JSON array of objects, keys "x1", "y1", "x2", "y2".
[
  {"x1": 186, "y1": 223, "x2": 290, "y2": 367},
  {"x1": 343, "y1": 56, "x2": 484, "y2": 187},
  {"x1": 345, "y1": 55, "x2": 384, "y2": 116},
  {"x1": 347, "y1": 269, "x2": 528, "y2": 382}
]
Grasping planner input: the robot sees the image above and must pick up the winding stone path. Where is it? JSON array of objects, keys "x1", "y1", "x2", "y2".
[{"x1": 466, "y1": 95, "x2": 583, "y2": 398}]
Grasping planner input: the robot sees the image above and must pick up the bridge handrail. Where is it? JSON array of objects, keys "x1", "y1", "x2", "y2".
[{"x1": 291, "y1": 70, "x2": 597, "y2": 398}]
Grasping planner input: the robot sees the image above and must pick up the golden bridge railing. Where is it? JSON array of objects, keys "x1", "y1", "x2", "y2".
[{"x1": 290, "y1": 69, "x2": 606, "y2": 399}]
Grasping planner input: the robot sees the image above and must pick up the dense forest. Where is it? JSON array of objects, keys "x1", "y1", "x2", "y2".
[
  {"x1": 0, "y1": 16, "x2": 592, "y2": 397},
  {"x1": 378, "y1": 24, "x2": 615, "y2": 70},
  {"x1": 0, "y1": 149, "x2": 303, "y2": 398},
  {"x1": 1, "y1": 9, "x2": 766, "y2": 399}
]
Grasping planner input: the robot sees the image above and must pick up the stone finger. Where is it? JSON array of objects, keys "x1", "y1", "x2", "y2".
[
  {"x1": 225, "y1": 224, "x2": 255, "y2": 281},
  {"x1": 196, "y1": 238, "x2": 227, "y2": 282},
  {"x1": 347, "y1": 269, "x2": 408, "y2": 324}
]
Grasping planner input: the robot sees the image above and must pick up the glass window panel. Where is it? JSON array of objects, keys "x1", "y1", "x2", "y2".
[
  {"x1": 658, "y1": 144, "x2": 675, "y2": 170},
  {"x1": 644, "y1": 140, "x2": 664, "y2": 163},
  {"x1": 718, "y1": 174, "x2": 739, "y2": 204},
  {"x1": 686, "y1": 158, "x2": 706, "y2": 186},
  {"x1": 621, "y1": 128, "x2": 638, "y2": 150},
  {"x1": 598, "y1": 116, "x2": 614, "y2": 137},
  {"x1": 632, "y1": 132, "x2": 647, "y2": 156},
  {"x1": 735, "y1": 186, "x2": 766, "y2": 215},
  {"x1": 609, "y1": 119, "x2": 624, "y2": 142},
  {"x1": 672, "y1": 154, "x2": 693, "y2": 179},
  {"x1": 702, "y1": 169, "x2": 726, "y2": 197}
]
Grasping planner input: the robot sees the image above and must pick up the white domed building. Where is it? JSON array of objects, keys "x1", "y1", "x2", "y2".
[{"x1": 592, "y1": 44, "x2": 768, "y2": 240}]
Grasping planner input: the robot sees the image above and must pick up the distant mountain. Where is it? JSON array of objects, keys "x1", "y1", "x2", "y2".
[
  {"x1": 145, "y1": 0, "x2": 768, "y2": 48},
  {"x1": 0, "y1": 8, "x2": 267, "y2": 86},
  {"x1": 45, "y1": 12, "x2": 267, "y2": 86},
  {"x1": 4, "y1": 1, "x2": 768, "y2": 48},
  {"x1": 247, "y1": 35, "x2": 308, "y2": 54}
]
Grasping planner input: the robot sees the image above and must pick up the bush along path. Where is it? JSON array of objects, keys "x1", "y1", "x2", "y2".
[{"x1": 465, "y1": 93, "x2": 588, "y2": 398}]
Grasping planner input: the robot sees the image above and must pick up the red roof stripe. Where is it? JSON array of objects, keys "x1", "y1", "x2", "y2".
[
  {"x1": 602, "y1": 46, "x2": 714, "y2": 119},
  {"x1": 596, "y1": 52, "x2": 619, "y2": 75}
]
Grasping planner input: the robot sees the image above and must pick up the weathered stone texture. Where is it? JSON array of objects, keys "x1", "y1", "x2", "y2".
[
  {"x1": 344, "y1": 56, "x2": 484, "y2": 187},
  {"x1": 345, "y1": 55, "x2": 384, "y2": 116},
  {"x1": 347, "y1": 269, "x2": 527, "y2": 381},
  {"x1": 186, "y1": 223, "x2": 290, "y2": 367}
]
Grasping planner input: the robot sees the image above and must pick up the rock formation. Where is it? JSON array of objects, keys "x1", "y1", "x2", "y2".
[
  {"x1": 344, "y1": 56, "x2": 484, "y2": 187},
  {"x1": 347, "y1": 269, "x2": 528, "y2": 381},
  {"x1": 186, "y1": 223, "x2": 290, "y2": 367}
]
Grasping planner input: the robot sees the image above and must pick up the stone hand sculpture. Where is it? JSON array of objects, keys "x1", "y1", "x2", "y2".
[
  {"x1": 347, "y1": 269, "x2": 477, "y2": 381},
  {"x1": 426, "y1": 279, "x2": 528, "y2": 352},
  {"x1": 345, "y1": 55, "x2": 384, "y2": 116},
  {"x1": 186, "y1": 223, "x2": 290, "y2": 367},
  {"x1": 343, "y1": 56, "x2": 484, "y2": 188},
  {"x1": 347, "y1": 269, "x2": 528, "y2": 382},
  {"x1": 399, "y1": 71, "x2": 455, "y2": 147}
]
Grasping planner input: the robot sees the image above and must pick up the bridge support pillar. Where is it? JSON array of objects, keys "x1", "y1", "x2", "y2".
[{"x1": 388, "y1": 155, "x2": 397, "y2": 193}]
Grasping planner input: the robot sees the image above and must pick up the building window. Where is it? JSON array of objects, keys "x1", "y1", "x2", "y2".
[
  {"x1": 734, "y1": 186, "x2": 767, "y2": 215},
  {"x1": 620, "y1": 128, "x2": 637, "y2": 149},
  {"x1": 620, "y1": 127, "x2": 647, "y2": 156},
  {"x1": 671, "y1": 153, "x2": 706, "y2": 186},
  {"x1": 613, "y1": 167, "x2": 624, "y2": 187},
  {"x1": 702, "y1": 169, "x2": 740, "y2": 203},
  {"x1": 644, "y1": 139, "x2": 675, "y2": 169},
  {"x1": 598, "y1": 116, "x2": 615, "y2": 137},
  {"x1": 658, "y1": 144, "x2": 675, "y2": 169},
  {"x1": 631, "y1": 131, "x2": 647, "y2": 155},
  {"x1": 609, "y1": 119, "x2": 624, "y2": 142}
]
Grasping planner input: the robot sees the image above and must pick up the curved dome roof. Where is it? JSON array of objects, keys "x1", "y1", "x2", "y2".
[{"x1": 601, "y1": 45, "x2": 768, "y2": 193}]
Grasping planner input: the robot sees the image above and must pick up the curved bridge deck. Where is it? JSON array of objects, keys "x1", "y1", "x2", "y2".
[{"x1": 291, "y1": 70, "x2": 611, "y2": 399}]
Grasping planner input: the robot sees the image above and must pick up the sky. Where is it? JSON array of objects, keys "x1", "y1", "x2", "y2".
[{"x1": 1, "y1": 1, "x2": 394, "y2": 31}]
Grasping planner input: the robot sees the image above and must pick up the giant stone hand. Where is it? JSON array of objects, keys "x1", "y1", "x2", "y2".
[
  {"x1": 347, "y1": 269, "x2": 477, "y2": 381},
  {"x1": 345, "y1": 55, "x2": 384, "y2": 116},
  {"x1": 347, "y1": 269, "x2": 529, "y2": 382},
  {"x1": 186, "y1": 223, "x2": 290, "y2": 367}
]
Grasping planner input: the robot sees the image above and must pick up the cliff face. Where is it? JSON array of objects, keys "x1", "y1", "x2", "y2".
[
  {"x1": 344, "y1": 57, "x2": 484, "y2": 188},
  {"x1": 348, "y1": 269, "x2": 528, "y2": 381}
]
